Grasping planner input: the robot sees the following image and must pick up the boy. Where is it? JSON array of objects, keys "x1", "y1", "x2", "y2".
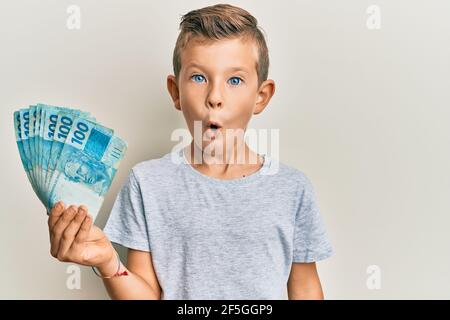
[{"x1": 47, "y1": 4, "x2": 333, "y2": 300}]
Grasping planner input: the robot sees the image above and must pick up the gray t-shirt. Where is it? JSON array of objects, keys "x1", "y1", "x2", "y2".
[{"x1": 103, "y1": 149, "x2": 333, "y2": 299}]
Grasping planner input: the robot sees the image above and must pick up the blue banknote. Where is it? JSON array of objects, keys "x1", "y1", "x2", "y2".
[
  {"x1": 39, "y1": 105, "x2": 93, "y2": 203},
  {"x1": 13, "y1": 104, "x2": 127, "y2": 222},
  {"x1": 14, "y1": 109, "x2": 42, "y2": 202},
  {"x1": 48, "y1": 116, "x2": 127, "y2": 219}
]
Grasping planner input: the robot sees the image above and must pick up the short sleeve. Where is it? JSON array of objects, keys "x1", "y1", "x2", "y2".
[
  {"x1": 103, "y1": 170, "x2": 151, "y2": 252},
  {"x1": 293, "y1": 175, "x2": 334, "y2": 263}
]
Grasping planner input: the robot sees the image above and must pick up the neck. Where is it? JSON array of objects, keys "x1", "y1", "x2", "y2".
[{"x1": 184, "y1": 141, "x2": 263, "y2": 179}]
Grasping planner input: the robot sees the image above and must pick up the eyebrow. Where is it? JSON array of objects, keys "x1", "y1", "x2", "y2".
[{"x1": 185, "y1": 63, "x2": 249, "y2": 74}]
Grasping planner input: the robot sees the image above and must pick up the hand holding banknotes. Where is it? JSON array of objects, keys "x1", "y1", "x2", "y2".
[{"x1": 48, "y1": 201, "x2": 118, "y2": 275}]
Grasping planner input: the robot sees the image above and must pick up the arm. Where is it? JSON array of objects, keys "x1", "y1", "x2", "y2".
[
  {"x1": 287, "y1": 262, "x2": 324, "y2": 300},
  {"x1": 99, "y1": 249, "x2": 162, "y2": 300}
]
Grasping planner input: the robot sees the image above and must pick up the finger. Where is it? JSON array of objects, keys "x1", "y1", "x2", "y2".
[
  {"x1": 58, "y1": 207, "x2": 87, "y2": 258},
  {"x1": 48, "y1": 201, "x2": 65, "y2": 229},
  {"x1": 50, "y1": 205, "x2": 78, "y2": 257},
  {"x1": 74, "y1": 212, "x2": 93, "y2": 244}
]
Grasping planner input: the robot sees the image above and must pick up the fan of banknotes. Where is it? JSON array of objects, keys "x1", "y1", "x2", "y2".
[{"x1": 13, "y1": 103, "x2": 128, "y2": 221}]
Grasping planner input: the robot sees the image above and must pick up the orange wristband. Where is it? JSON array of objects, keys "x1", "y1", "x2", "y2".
[{"x1": 92, "y1": 251, "x2": 128, "y2": 279}]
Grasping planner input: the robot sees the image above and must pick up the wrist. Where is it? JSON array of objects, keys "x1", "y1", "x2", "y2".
[{"x1": 96, "y1": 250, "x2": 120, "y2": 278}]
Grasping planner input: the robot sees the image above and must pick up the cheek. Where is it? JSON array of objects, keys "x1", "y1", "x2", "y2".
[
  {"x1": 228, "y1": 91, "x2": 256, "y2": 122},
  {"x1": 179, "y1": 86, "x2": 206, "y2": 131},
  {"x1": 180, "y1": 81, "x2": 205, "y2": 104}
]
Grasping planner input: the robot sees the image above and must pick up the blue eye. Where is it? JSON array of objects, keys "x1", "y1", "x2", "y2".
[
  {"x1": 191, "y1": 74, "x2": 206, "y2": 83},
  {"x1": 228, "y1": 77, "x2": 242, "y2": 86}
]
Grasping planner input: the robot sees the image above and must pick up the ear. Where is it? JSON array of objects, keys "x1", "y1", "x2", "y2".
[
  {"x1": 254, "y1": 79, "x2": 276, "y2": 115},
  {"x1": 167, "y1": 75, "x2": 181, "y2": 111}
]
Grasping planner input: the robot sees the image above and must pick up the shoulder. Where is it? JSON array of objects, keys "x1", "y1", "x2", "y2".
[
  {"x1": 269, "y1": 159, "x2": 315, "y2": 194},
  {"x1": 128, "y1": 151, "x2": 181, "y2": 186},
  {"x1": 262, "y1": 158, "x2": 320, "y2": 217}
]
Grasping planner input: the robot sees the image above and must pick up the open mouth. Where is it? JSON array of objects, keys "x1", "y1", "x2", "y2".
[{"x1": 206, "y1": 121, "x2": 222, "y2": 131}]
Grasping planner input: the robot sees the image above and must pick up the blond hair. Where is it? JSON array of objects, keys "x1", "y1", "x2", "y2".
[{"x1": 172, "y1": 4, "x2": 269, "y2": 87}]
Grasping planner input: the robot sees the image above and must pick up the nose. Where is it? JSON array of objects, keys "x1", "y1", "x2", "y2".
[{"x1": 206, "y1": 81, "x2": 223, "y2": 109}]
